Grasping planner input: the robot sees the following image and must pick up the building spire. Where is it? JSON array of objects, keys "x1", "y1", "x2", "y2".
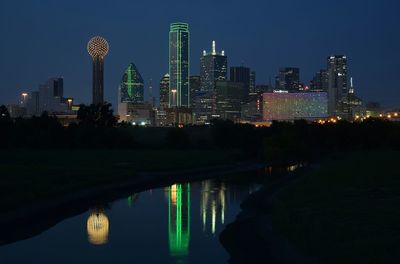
[{"x1": 212, "y1": 41, "x2": 216, "y2": 55}]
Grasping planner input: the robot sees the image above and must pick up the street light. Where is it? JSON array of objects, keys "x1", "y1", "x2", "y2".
[{"x1": 67, "y1": 98, "x2": 73, "y2": 110}]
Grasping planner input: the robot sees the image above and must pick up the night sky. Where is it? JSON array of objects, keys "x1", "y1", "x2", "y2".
[{"x1": 0, "y1": 0, "x2": 399, "y2": 107}]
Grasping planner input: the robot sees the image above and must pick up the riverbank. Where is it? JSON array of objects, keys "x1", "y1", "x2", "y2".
[
  {"x1": 220, "y1": 150, "x2": 400, "y2": 263},
  {"x1": 0, "y1": 149, "x2": 242, "y2": 213},
  {"x1": 0, "y1": 149, "x2": 265, "y2": 245}
]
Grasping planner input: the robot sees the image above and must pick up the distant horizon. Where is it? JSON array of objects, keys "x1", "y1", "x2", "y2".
[{"x1": 0, "y1": 0, "x2": 399, "y2": 108}]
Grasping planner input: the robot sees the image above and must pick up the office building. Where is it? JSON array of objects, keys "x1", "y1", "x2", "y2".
[
  {"x1": 159, "y1": 73, "x2": 170, "y2": 109},
  {"x1": 27, "y1": 91, "x2": 40, "y2": 116},
  {"x1": 192, "y1": 91, "x2": 216, "y2": 124},
  {"x1": 250, "y1": 71, "x2": 256, "y2": 93},
  {"x1": 230, "y1": 66, "x2": 250, "y2": 97},
  {"x1": 118, "y1": 63, "x2": 144, "y2": 104},
  {"x1": 327, "y1": 55, "x2": 348, "y2": 116},
  {"x1": 38, "y1": 77, "x2": 67, "y2": 113},
  {"x1": 215, "y1": 80, "x2": 246, "y2": 121},
  {"x1": 310, "y1": 70, "x2": 328, "y2": 91},
  {"x1": 200, "y1": 41, "x2": 227, "y2": 92},
  {"x1": 275, "y1": 67, "x2": 300, "y2": 91},
  {"x1": 190, "y1": 75, "x2": 201, "y2": 106},
  {"x1": 169, "y1": 23, "x2": 190, "y2": 107},
  {"x1": 118, "y1": 102, "x2": 155, "y2": 125}
]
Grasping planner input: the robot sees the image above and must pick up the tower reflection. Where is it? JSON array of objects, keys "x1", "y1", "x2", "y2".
[
  {"x1": 87, "y1": 209, "x2": 109, "y2": 245},
  {"x1": 200, "y1": 180, "x2": 227, "y2": 235},
  {"x1": 168, "y1": 184, "x2": 191, "y2": 257}
]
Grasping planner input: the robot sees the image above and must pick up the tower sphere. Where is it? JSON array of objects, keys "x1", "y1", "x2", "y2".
[{"x1": 87, "y1": 36, "x2": 109, "y2": 58}]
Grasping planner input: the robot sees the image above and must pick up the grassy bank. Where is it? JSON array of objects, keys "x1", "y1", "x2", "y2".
[
  {"x1": 0, "y1": 149, "x2": 239, "y2": 213},
  {"x1": 271, "y1": 150, "x2": 400, "y2": 263}
]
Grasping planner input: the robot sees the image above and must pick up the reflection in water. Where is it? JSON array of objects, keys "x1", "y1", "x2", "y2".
[
  {"x1": 200, "y1": 181, "x2": 227, "y2": 235},
  {"x1": 168, "y1": 184, "x2": 191, "y2": 258},
  {"x1": 87, "y1": 210, "x2": 109, "y2": 245},
  {"x1": 127, "y1": 193, "x2": 139, "y2": 207}
]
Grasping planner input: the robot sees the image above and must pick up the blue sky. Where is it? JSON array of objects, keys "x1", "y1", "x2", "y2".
[{"x1": 0, "y1": 0, "x2": 399, "y2": 107}]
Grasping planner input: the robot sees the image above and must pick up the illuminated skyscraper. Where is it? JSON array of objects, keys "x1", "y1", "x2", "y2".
[
  {"x1": 200, "y1": 41, "x2": 227, "y2": 92},
  {"x1": 169, "y1": 23, "x2": 190, "y2": 107},
  {"x1": 327, "y1": 55, "x2": 348, "y2": 116},
  {"x1": 159, "y1": 73, "x2": 170, "y2": 109},
  {"x1": 87, "y1": 36, "x2": 109, "y2": 105},
  {"x1": 118, "y1": 63, "x2": 144, "y2": 104}
]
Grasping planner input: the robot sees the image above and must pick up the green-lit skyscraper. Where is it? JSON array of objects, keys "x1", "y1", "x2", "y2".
[
  {"x1": 118, "y1": 63, "x2": 144, "y2": 103},
  {"x1": 169, "y1": 23, "x2": 190, "y2": 107}
]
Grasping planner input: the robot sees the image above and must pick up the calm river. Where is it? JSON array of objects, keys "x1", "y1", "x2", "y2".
[{"x1": 0, "y1": 174, "x2": 263, "y2": 263}]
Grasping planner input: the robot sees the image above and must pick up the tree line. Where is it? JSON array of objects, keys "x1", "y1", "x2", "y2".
[{"x1": 1, "y1": 104, "x2": 399, "y2": 165}]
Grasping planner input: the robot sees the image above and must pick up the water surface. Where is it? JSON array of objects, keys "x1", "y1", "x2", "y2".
[{"x1": 0, "y1": 176, "x2": 261, "y2": 263}]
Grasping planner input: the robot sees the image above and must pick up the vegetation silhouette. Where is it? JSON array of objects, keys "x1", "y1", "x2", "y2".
[{"x1": 0, "y1": 104, "x2": 399, "y2": 164}]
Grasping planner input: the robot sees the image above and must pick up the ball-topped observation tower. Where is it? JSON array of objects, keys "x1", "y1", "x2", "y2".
[{"x1": 87, "y1": 36, "x2": 109, "y2": 105}]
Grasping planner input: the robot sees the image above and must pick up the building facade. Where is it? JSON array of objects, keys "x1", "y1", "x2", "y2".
[
  {"x1": 118, "y1": 102, "x2": 155, "y2": 125},
  {"x1": 159, "y1": 73, "x2": 170, "y2": 109},
  {"x1": 215, "y1": 80, "x2": 247, "y2": 121},
  {"x1": 200, "y1": 41, "x2": 227, "y2": 92},
  {"x1": 250, "y1": 71, "x2": 256, "y2": 93},
  {"x1": 169, "y1": 23, "x2": 190, "y2": 107},
  {"x1": 230, "y1": 66, "x2": 250, "y2": 97},
  {"x1": 275, "y1": 67, "x2": 300, "y2": 91},
  {"x1": 327, "y1": 55, "x2": 348, "y2": 116},
  {"x1": 118, "y1": 63, "x2": 144, "y2": 104},
  {"x1": 38, "y1": 77, "x2": 67, "y2": 114},
  {"x1": 310, "y1": 70, "x2": 328, "y2": 91},
  {"x1": 263, "y1": 91, "x2": 328, "y2": 121}
]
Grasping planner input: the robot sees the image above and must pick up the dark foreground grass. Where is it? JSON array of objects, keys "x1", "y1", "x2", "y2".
[
  {"x1": 0, "y1": 149, "x2": 238, "y2": 213},
  {"x1": 271, "y1": 150, "x2": 400, "y2": 263}
]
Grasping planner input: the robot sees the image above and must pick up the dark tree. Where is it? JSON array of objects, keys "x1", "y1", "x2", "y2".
[
  {"x1": 77, "y1": 103, "x2": 117, "y2": 128},
  {"x1": 0, "y1": 105, "x2": 11, "y2": 122}
]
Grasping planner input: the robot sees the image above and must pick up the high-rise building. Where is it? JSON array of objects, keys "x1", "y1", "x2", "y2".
[
  {"x1": 310, "y1": 70, "x2": 328, "y2": 91},
  {"x1": 169, "y1": 23, "x2": 190, "y2": 107},
  {"x1": 27, "y1": 91, "x2": 39, "y2": 116},
  {"x1": 327, "y1": 55, "x2": 348, "y2": 116},
  {"x1": 87, "y1": 36, "x2": 109, "y2": 105},
  {"x1": 215, "y1": 80, "x2": 247, "y2": 121},
  {"x1": 192, "y1": 91, "x2": 216, "y2": 124},
  {"x1": 190, "y1": 75, "x2": 201, "y2": 108},
  {"x1": 230, "y1": 66, "x2": 250, "y2": 97},
  {"x1": 250, "y1": 71, "x2": 256, "y2": 93},
  {"x1": 200, "y1": 41, "x2": 227, "y2": 92},
  {"x1": 148, "y1": 79, "x2": 156, "y2": 107},
  {"x1": 38, "y1": 77, "x2": 67, "y2": 113},
  {"x1": 159, "y1": 73, "x2": 170, "y2": 109},
  {"x1": 275, "y1": 67, "x2": 300, "y2": 91},
  {"x1": 118, "y1": 63, "x2": 144, "y2": 104},
  {"x1": 48, "y1": 77, "x2": 64, "y2": 97}
]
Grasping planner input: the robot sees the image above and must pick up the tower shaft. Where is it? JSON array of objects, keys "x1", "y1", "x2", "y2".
[{"x1": 92, "y1": 56, "x2": 104, "y2": 105}]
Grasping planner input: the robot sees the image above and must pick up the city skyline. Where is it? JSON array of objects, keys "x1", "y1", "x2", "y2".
[{"x1": 0, "y1": 0, "x2": 399, "y2": 107}]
